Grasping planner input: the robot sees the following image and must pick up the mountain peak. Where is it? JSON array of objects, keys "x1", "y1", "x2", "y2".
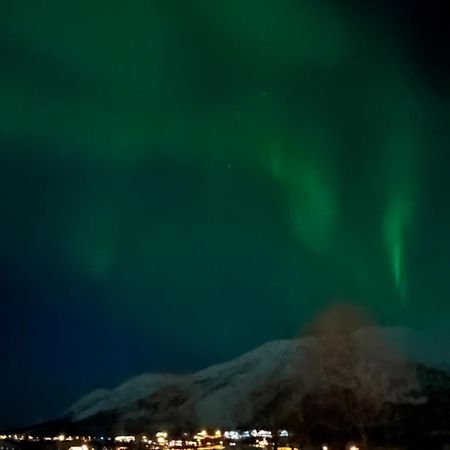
[{"x1": 66, "y1": 326, "x2": 449, "y2": 430}]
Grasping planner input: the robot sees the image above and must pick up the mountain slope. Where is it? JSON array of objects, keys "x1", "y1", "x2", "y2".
[{"x1": 64, "y1": 327, "x2": 450, "y2": 435}]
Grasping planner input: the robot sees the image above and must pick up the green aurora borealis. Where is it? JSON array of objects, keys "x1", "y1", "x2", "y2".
[{"x1": 1, "y1": 0, "x2": 450, "y2": 427}]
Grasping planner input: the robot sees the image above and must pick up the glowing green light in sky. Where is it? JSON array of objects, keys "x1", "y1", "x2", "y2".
[
  {"x1": 383, "y1": 195, "x2": 412, "y2": 302},
  {"x1": 0, "y1": 0, "x2": 446, "y2": 327},
  {"x1": 268, "y1": 135, "x2": 337, "y2": 253},
  {"x1": 381, "y1": 96, "x2": 420, "y2": 304}
]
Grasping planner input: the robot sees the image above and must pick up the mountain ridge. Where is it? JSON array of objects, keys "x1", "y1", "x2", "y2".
[{"x1": 66, "y1": 326, "x2": 450, "y2": 431}]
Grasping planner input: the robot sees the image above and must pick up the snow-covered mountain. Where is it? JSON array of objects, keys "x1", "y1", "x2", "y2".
[
  {"x1": 66, "y1": 327, "x2": 450, "y2": 432},
  {"x1": 69, "y1": 373, "x2": 182, "y2": 421},
  {"x1": 68, "y1": 338, "x2": 300, "y2": 426}
]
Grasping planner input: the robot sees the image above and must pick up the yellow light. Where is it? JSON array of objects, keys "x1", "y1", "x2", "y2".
[
  {"x1": 349, "y1": 446, "x2": 359, "y2": 450},
  {"x1": 58, "y1": 435, "x2": 65, "y2": 442},
  {"x1": 322, "y1": 446, "x2": 328, "y2": 450}
]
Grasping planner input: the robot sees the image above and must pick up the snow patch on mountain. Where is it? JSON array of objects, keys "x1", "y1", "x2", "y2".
[{"x1": 69, "y1": 373, "x2": 181, "y2": 421}]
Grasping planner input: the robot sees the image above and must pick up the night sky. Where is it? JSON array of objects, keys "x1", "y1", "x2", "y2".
[{"x1": 1, "y1": 0, "x2": 450, "y2": 428}]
